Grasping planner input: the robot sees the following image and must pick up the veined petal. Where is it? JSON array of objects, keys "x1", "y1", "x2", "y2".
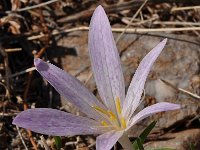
[
  {"x1": 13, "y1": 108, "x2": 111, "y2": 136},
  {"x1": 89, "y1": 6, "x2": 125, "y2": 113},
  {"x1": 127, "y1": 102, "x2": 180, "y2": 130},
  {"x1": 34, "y1": 58, "x2": 105, "y2": 120},
  {"x1": 122, "y1": 39, "x2": 167, "y2": 118},
  {"x1": 96, "y1": 130, "x2": 123, "y2": 150}
]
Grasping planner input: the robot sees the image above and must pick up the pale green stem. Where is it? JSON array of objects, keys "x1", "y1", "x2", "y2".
[{"x1": 118, "y1": 133, "x2": 133, "y2": 150}]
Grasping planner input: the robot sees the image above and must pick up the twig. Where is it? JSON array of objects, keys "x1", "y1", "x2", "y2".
[
  {"x1": 0, "y1": 46, "x2": 11, "y2": 99},
  {"x1": 0, "y1": 112, "x2": 18, "y2": 116},
  {"x1": 121, "y1": 16, "x2": 158, "y2": 26},
  {"x1": 122, "y1": 17, "x2": 200, "y2": 27},
  {"x1": 116, "y1": 0, "x2": 148, "y2": 43},
  {"x1": 84, "y1": 71, "x2": 93, "y2": 86},
  {"x1": 22, "y1": 47, "x2": 47, "y2": 150},
  {"x1": 176, "y1": 17, "x2": 200, "y2": 36},
  {"x1": 112, "y1": 27, "x2": 200, "y2": 33},
  {"x1": 0, "y1": 82, "x2": 10, "y2": 99},
  {"x1": 28, "y1": 26, "x2": 200, "y2": 40},
  {"x1": 5, "y1": 48, "x2": 22, "y2": 52},
  {"x1": 9, "y1": 67, "x2": 36, "y2": 78},
  {"x1": 74, "y1": 66, "x2": 89, "y2": 77},
  {"x1": 0, "y1": 67, "x2": 36, "y2": 80},
  {"x1": 171, "y1": 5, "x2": 200, "y2": 12},
  {"x1": 16, "y1": 126, "x2": 29, "y2": 150},
  {"x1": 88, "y1": 141, "x2": 96, "y2": 148},
  {"x1": 65, "y1": 141, "x2": 78, "y2": 146},
  {"x1": 160, "y1": 79, "x2": 200, "y2": 100},
  {"x1": 57, "y1": 0, "x2": 143, "y2": 23},
  {"x1": 6, "y1": 0, "x2": 59, "y2": 13},
  {"x1": 40, "y1": 136, "x2": 50, "y2": 150},
  {"x1": 153, "y1": 21, "x2": 200, "y2": 26}
]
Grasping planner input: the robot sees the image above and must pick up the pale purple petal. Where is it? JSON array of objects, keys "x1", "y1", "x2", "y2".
[
  {"x1": 96, "y1": 130, "x2": 123, "y2": 150},
  {"x1": 127, "y1": 102, "x2": 180, "y2": 130},
  {"x1": 13, "y1": 108, "x2": 112, "y2": 136},
  {"x1": 89, "y1": 5, "x2": 125, "y2": 113},
  {"x1": 122, "y1": 39, "x2": 167, "y2": 118},
  {"x1": 34, "y1": 58, "x2": 105, "y2": 120}
]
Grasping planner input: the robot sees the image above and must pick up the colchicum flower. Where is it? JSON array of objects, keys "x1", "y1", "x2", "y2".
[{"x1": 13, "y1": 6, "x2": 180, "y2": 150}]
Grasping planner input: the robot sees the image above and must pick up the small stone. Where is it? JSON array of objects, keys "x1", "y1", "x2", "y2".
[
  {"x1": 145, "y1": 79, "x2": 177, "y2": 101},
  {"x1": 144, "y1": 129, "x2": 200, "y2": 150}
]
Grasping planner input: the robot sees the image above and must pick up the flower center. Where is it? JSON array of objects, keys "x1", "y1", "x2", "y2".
[{"x1": 92, "y1": 97, "x2": 126, "y2": 130}]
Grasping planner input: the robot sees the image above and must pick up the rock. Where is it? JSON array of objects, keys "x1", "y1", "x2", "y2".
[
  {"x1": 144, "y1": 129, "x2": 200, "y2": 150},
  {"x1": 190, "y1": 75, "x2": 200, "y2": 95},
  {"x1": 145, "y1": 79, "x2": 177, "y2": 100},
  {"x1": 48, "y1": 32, "x2": 200, "y2": 131}
]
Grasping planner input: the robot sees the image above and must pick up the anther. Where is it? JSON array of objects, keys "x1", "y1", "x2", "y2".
[
  {"x1": 92, "y1": 106, "x2": 107, "y2": 115},
  {"x1": 120, "y1": 117, "x2": 126, "y2": 128},
  {"x1": 107, "y1": 111, "x2": 117, "y2": 120},
  {"x1": 101, "y1": 121, "x2": 108, "y2": 126},
  {"x1": 116, "y1": 97, "x2": 122, "y2": 115}
]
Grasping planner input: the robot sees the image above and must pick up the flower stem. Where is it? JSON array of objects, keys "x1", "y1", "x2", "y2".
[{"x1": 118, "y1": 133, "x2": 133, "y2": 150}]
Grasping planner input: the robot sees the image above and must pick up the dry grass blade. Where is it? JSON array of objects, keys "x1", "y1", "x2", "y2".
[
  {"x1": 153, "y1": 21, "x2": 200, "y2": 26},
  {"x1": 112, "y1": 27, "x2": 200, "y2": 33},
  {"x1": 116, "y1": 0, "x2": 148, "y2": 43},
  {"x1": 40, "y1": 136, "x2": 50, "y2": 150},
  {"x1": 0, "y1": 67, "x2": 36, "y2": 80},
  {"x1": 28, "y1": 26, "x2": 200, "y2": 40},
  {"x1": 122, "y1": 17, "x2": 158, "y2": 26},
  {"x1": 16, "y1": 126, "x2": 28, "y2": 150},
  {"x1": 171, "y1": 5, "x2": 200, "y2": 12},
  {"x1": 0, "y1": 112, "x2": 18, "y2": 116},
  {"x1": 160, "y1": 79, "x2": 200, "y2": 100},
  {"x1": 6, "y1": 0, "x2": 59, "y2": 13},
  {"x1": 5, "y1": 48, "x2": 22, "y2": 52}
]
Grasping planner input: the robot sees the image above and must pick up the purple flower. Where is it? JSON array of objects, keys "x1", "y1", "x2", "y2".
[{"x1": 13, "y1": 6, "x2": 180, "y2": 150}]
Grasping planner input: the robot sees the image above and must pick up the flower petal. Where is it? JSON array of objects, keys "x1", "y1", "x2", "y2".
[
  {"x1": 13, "y1": 108, "x2": 111, "y2": 136},
  {"x1": 122, "y1": 39, "x2": 167, "y2": 118},
  {"x1": 127, "y1": 102, "x2": 180, "y2": 130},
  {"x1": 96, "y1": 130, "x2": 123, "y2": 150},
  {"x1": 34, "y1": 58, "x2": 105, "y2": 120},
  {"x1": 89, "y1": 5, "x2": 125, "y2": 113}
]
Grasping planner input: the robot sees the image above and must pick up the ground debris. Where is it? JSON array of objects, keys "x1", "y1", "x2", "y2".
[{"x1": 0, "y1": 0, "x2": 199, "y2": 149}]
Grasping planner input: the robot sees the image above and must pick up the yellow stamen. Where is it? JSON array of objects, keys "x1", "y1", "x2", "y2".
[
  {"x1": 92, "y1": 99, "x2": 127, "y2": 130},
  {"x1": 116, "y1": 97, "x2": 122, "y2": 115},
  {"x1": 101, "y1": 121, "x2": 108, "y2": 126},
  {"x1": 92, "y1": 106, "x2": 108, "y2": 115},
  {"x1": 120, "y1": 117, "x2": 126, "y2": 128},
  {"x1": 107, "y1": 111, "x2": 117, "y2": 120}
]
